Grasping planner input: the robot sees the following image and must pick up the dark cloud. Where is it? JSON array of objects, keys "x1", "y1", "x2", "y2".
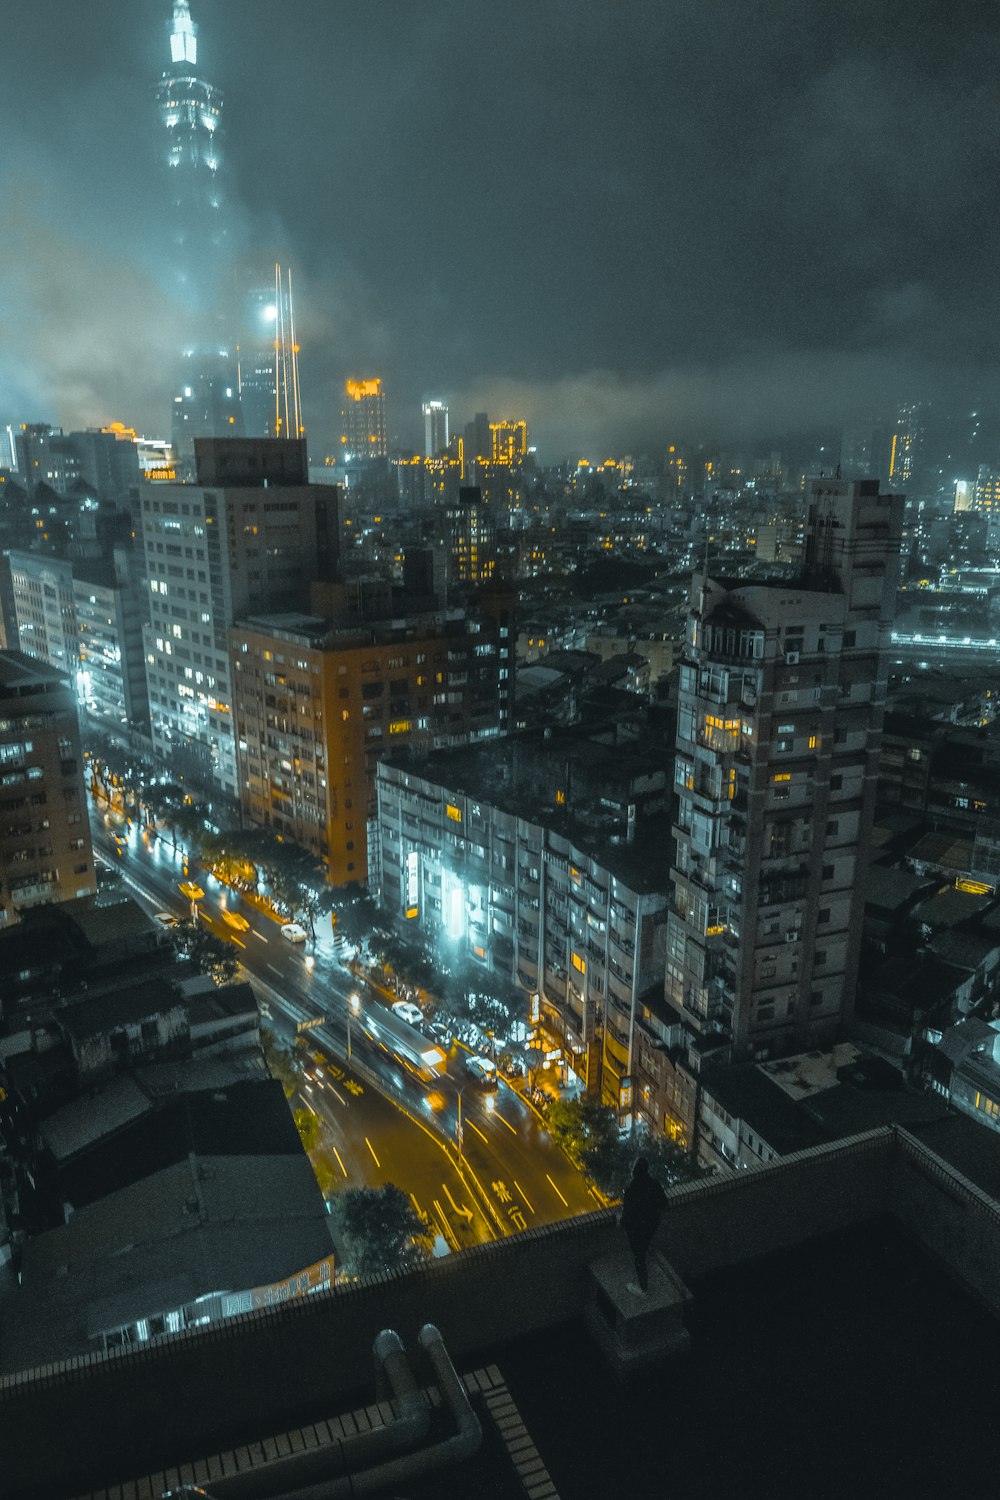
[{"x1": 1, "y1": 0, "x2": 996, "y2": 456}]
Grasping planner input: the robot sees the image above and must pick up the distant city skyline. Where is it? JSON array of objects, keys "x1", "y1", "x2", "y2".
[{"x1": 1, "y1": 1, "x2": 998, "y2": 458}]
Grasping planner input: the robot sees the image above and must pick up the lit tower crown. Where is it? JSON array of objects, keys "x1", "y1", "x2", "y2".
[
  {"x1": 170, "y1": 0, "x2": 198, "y2": 65},
  {"x1": 155, "y1": 0, "x2": 226, "y2": 308}
]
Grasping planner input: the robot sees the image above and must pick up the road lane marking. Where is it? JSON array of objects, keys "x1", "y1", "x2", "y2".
[
  {"x1": 332, "y1": 1146, "x2": 348, "y2": 1178},
  {"x1": 466, "y1": 1120, "x2": 489, "y2": 1143},
  {"x1": 495, "y1": 1112, "x2": 518, "y2": 1135},
  {"x1": 546, "y1": 1173, "x2": 569, "y2": 1208},
  {"x1": 230, "y1": 936, "x2": 246, "y2": 949},
  {"x1": 442, "y1": 1184, "x2": 473, "y2": 1223},
  {"x1": 410, "y1": 1192, "x2": 424, "y2": 1219},
  {"x1": 328, "y1": 1085, "x2": 348, "y2": 1106},
  {"x1": 267, "y1": 963, "x2": 282, "y2": 976},
  {"x1": 253, "y1": 930, "x2": 268, "y2": 942},
  {"x1": 365, "y1": 1137, "x2": 381, "y2": 1168},
  {"x1": 513, "y1": 1180, "x2": 536, "y2": 1215}
]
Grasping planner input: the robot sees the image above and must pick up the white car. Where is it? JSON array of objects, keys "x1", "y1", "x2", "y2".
[
  {"x1": 153, "y1": 912, "x2": 179, "y2": 929},
  {"x1": 392, "y1": 1000, "x2": 424, "y2": 1028},
  {"x1": 281, "y1": 922, "x2": 308, "y2": 943},
  {"x1": 463, "y1": 1054, "x2": 498, "y2": 1086}
]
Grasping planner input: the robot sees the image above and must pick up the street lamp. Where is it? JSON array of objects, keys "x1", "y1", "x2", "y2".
[{"x1": 347, "y1": 991, "x2": 360, "y2": 1060}]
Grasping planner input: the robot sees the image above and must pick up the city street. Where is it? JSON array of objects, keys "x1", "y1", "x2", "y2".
[{"x1": 90, "y1": 802, "x2": 600, "y2": 1243}]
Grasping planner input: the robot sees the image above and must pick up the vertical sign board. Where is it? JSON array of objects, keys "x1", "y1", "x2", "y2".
[{"x1": 406, "y1": 850, "x2": 419, "y2": 918}]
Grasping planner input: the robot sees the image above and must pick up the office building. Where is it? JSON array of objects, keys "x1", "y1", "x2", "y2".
[
  {"x1": 12, "y1": 424, "x2": 140, "y2": 508},
  {"x1": 422, "y1": 400, "x2": 449, "y2": 457},
  {"x1": 237, "y1": 263, "x2": 303, "y2": 441},
  {"x1": 341, "y1": 379, "x2": 388, "y2": 461},
  {"x1": 170, "y1": 350, "x2": 245, "y2": 478},
  {"x1": 6, "y1": 552, "x2": 78, "y2": 677},
  {"x1": 0, "y1": 651, "x2": 95, "y2": 925},
  {"x1": 463, "y1": 412, "x2": 491, "y2": 477},
  {"x1": 664, "y1": 478, "x2": 903, "y2": 1098},
  {"x1": 230, "y1": 598, "x2": 512, "y2": 886},
  {"x1": 140, "y1": 438, "x2": 338, "y2": 795}
]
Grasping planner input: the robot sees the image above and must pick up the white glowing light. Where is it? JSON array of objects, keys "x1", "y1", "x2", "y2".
[{"x1": 263, "y1": 305, "x2": 278, "y2": 323}]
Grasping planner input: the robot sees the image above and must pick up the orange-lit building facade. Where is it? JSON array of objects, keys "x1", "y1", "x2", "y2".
[
  {"x1": 340, "y1": 379, "x2": 388, "y2": 461},
  {"x1": 230, "y1": 605, "x2": 513, "y2": 885}
]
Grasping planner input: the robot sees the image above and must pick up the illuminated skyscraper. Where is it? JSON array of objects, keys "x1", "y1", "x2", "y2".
[
  {"x1": 422, "y1": 400, "x2": 449, "y2": 457},
  {"x1": 341, "y1": 379, "x2": 388, "y2": 460},
  {"x1": 237, "y1": 264, "x2": 303, "y2": 440},
  {"x1": 489, "y1": 419, "x2": 528, "y2": 466},
  {"x1": 155, "y1": 0, "x2": 226, "y2": 309},
  {"x1": 887, "y1": 402, "x2": 923, "y2": 492}
]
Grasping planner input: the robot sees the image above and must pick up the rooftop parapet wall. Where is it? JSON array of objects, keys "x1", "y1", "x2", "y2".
[{"x1": 0, "y1": 1125, "x2": 995, "y2": 1497}]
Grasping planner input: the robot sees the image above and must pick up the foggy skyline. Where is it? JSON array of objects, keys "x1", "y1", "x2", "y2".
[{"x1": 1, "y1": 0, "x2": 995, "y2": 459}]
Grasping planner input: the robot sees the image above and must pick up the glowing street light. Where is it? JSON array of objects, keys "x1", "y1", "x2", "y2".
[{"x1": 347, "y1": 991, "x2": 360, "y2": 1060}]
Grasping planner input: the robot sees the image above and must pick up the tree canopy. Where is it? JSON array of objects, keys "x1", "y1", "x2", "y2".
[
  {"x1": 547, "y1": 1096, "x2": 703, "y2": 1199},
  {"x1": 330, "y1": 1184, "x2": 433, "y2": 1277}
]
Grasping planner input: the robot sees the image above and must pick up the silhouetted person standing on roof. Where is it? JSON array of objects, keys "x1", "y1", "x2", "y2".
[{"x1": 620, "y1": 1156, "x2": 667, "y2": 1295}]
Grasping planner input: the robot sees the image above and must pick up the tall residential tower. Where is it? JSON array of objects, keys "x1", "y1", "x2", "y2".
[{"x1": 666, "y1": 478, "x2": 903, "y2": 1075}]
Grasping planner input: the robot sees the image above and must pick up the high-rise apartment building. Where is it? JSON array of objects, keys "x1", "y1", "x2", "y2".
[
  {"x1": 422, "y1": 401, "x2": 449, "y2": 458},
  {"x1": 0, "y1": 652, "x2": 95, "y2": 925},
  {"x1": 341, "y1": 380, "x2": 388, "y2": 461},
  {"x1": 230, "y1": 603, "x2": 513, "y2": 885},
  {"x1": 448, "y1": 486, "x2": 496, "y2": 585},
  {"x1": 665, "y1": 478, "x2": 902, "y2": 1076},
  {"x1": 140, "y1": 439, "x2": 338, "y2": 794}
]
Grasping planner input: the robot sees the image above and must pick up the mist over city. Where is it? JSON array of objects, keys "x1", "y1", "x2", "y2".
[
  {"x1": 2, "y1": 6, "x2": 1000, "y2": 1499},
  {"x1": 3, "y1": 0, "x2": 999, "y2": 455}
]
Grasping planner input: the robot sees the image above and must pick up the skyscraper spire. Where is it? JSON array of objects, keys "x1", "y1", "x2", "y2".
[
  {"x1": 156, "y1": 0, "x2": 224, "y2": 305},
  {"x1": 169, "y1": 0, "x2": 198, "y2": 67}
]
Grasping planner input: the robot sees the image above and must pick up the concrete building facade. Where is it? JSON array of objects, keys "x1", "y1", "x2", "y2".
[
  {"x1": 139, "y1": 439, "x2": 338, "y2": 794},
  {"x1": 374, "y1": 735, "x2": 670, "y2": 1110},
  {"x1": 230, "y1": 604, "x2": 512, "y2": 885},
  {"x1": 0, "y1": 652, "x2": 95, "y2": 924},
  {"x1": 664, "y1": 479, "x2": 903, "y2": 1109}
]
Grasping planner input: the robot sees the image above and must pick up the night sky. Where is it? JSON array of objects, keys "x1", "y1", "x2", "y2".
[{"x1": 2, "y1": 0, "x2": 996, "y2": 458}]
